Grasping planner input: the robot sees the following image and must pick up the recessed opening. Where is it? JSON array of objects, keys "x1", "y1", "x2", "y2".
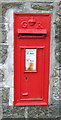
[
  {"x1": 18, "y1": 33, "x2": 46, "y2": 37},
  {"x1": 26, "y1": 77, "x2": 28, "y2": 80}
]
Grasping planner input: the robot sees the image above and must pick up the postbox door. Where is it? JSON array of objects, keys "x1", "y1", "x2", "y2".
[{"x1": 20, "y1": 47, "x2": 45, "y2": 101}]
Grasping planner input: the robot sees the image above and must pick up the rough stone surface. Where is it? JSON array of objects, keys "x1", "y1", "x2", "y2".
[
  {"x1": 55, "y1": 15, "x2": 61, "y2": 43},
  {"x1": 0, "y1": 30, "x2": 7, "y2": 43},
  {"x1": 2, "y1": 3, "x2": 23, "y2": 16},
  {"x1": 31, "y1": 3, "x2": 53, "y2": 10},
  {"x1": 12, "y1": 107, "x2": 25, "y2": 118},
  {"x1": 0, "y1": 31, "x2": 2, "y2": 43},
  {"x1": 2, "y1": 106, "x2": 25, "y2": 118},
  {"x1": 28, "y1": 105, "x2": 59, "y2": 118},
  {"x1": 0, "y1": 69, "x2": 4, "y2": 82},
  {"x1": 0, "y1": 0, "x2": 60, "y2": 2},
  {"x1": 2, "y1": 31, "x2": 7, "y2": 43},
  {"x1": 2, "y1": 106, "x2": 13, "y2": 118},
  {"x1": 2, "y1": 88, "x2": 9, "y2": 106},
  {"x1": 55, "y1": 43, "x2": 61, "y2": 63},
  {"x1": 0, "y1": 89, "x2": 3, "y2": 120},
  {"x1": 0, "y1": 15, "x2": 2, "y2": 23},
  {"x1": 0, "y1": 1, "x2": 61, "y2": 119},
  {"x1": 0, "y1": 45, "x2": 8, "y2": 63}
]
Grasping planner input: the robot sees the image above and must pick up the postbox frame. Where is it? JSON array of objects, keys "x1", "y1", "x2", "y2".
[{"x1": 14, "y1": 13, "x2": 51, "y2": 106}]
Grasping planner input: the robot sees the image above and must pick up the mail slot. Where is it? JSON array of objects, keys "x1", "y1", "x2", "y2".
[{"x1": 14, "y1": 13, "x2": 51, "y2": 106}]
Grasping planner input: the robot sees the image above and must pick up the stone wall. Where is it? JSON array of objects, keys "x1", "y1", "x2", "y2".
[{"x1": 0, "y1": 0, "x2": 61, "y2": 119}]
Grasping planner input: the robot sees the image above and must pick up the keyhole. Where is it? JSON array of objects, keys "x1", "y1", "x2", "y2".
[{"x1": 26, "y1": 77, "x2": 28, "y2": 80}]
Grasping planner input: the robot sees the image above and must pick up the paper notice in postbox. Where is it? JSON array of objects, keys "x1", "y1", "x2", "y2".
[{"x1": 26, "y1": 49, "x2": 36, "y2": 71}]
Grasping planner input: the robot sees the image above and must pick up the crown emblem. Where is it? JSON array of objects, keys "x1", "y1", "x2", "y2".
[{"x1": 28, "y1": 18, "x2": 36, "y2": 26}]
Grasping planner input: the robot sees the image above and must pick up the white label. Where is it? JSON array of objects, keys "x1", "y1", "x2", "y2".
[{"x1": 26, "y1": 49, "x2": 36, "y2": 71}]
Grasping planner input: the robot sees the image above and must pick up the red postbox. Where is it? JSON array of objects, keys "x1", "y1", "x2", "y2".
[{"x1": 14, "y1": 13, "x2": 51, "y2": 106}]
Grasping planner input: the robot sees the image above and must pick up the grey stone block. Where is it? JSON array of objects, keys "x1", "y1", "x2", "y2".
[
  {"x1": 0, "y1": 45, "x2": 8, "y2": 63},
  {"x1": 2, "y1": 2, "x2": 23, "y2": 14},
  {"x1": 55, "y1": 15, "x2": 61, "y2": 43},
  {"x1": 0, "y1": 90, "x2": 2, "y2": 119},
  {"x1": 28, "y1": 106, "x2": 44, "y2": 118},
  {"x1": 28, "y1": 105, "x2": 60, "y2": 118},
  {"x1": 0, "y1": 23, "x2": 8, "y2": 33},
  {"x1": 0, "y1": 89, "x2": 2, "y2": 103},
  {"x1": 0, "y1": 75, "x2": 2, "y2": 82},
  {"x1": 0, "y1": 16, "x2": 2, "y2": 23},
  {"x1": 2, "y1": 88, "x2": 9, "y2": 106},
  {"x1": 0, "y1": 0, "x2": 53, "y2": 3},
  {"x1": 0, "y1": 23, "x2": 5, "y2": 30},
  {"x1": 12, "y1": 106, "x2": 25, "y2": 118},
  {"x1": 0, "y1": 31, "x2": 2, "y2": 43},
  {"x1": 0, "y1": 106, "x2": 3, "y2": 120},
  {"x1": 2, "y1": 106, "x2": 13, "y2": 118},
  {"x1": 31, "y1": 2, "x2": 53, "y2": 11},
  {"x1": 55, "y1": 43, "x2": 61, "y2": 64},
  {"x1": 0, "y1": 69, "x2": 4, "y2": 82},
  {"x1": 2, "y1": 31, "x2": 7, "y2": 43},
  {"x1": 0, "y1": 4, "x2": 2, "y2": 16},
  {"x1": 2, "y1": 106, "x2": 25, "y2": 118}
]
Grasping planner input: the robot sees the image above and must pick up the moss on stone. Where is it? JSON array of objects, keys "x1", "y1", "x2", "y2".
[{"x1": 31, "y1": 5, "x2": 53, "y2": 11}]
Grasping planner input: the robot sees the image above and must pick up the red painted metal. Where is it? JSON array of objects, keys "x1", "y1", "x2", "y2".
[{"x1": 14, "y1": 13, "x2": 51, "y2": 106}]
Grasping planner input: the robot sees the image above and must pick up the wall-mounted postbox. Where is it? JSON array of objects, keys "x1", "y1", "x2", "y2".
[{"x1": 14, "y1": 13, "x2": 51, "y2": 106}]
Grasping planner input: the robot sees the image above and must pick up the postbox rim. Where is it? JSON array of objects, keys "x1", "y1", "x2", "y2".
[
  {"x1": 14, "y1": 13, "x2": 51, "y2": 16},
  {"x1": 17, "y1": 29, "x2": 47, "y2": 34}
]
